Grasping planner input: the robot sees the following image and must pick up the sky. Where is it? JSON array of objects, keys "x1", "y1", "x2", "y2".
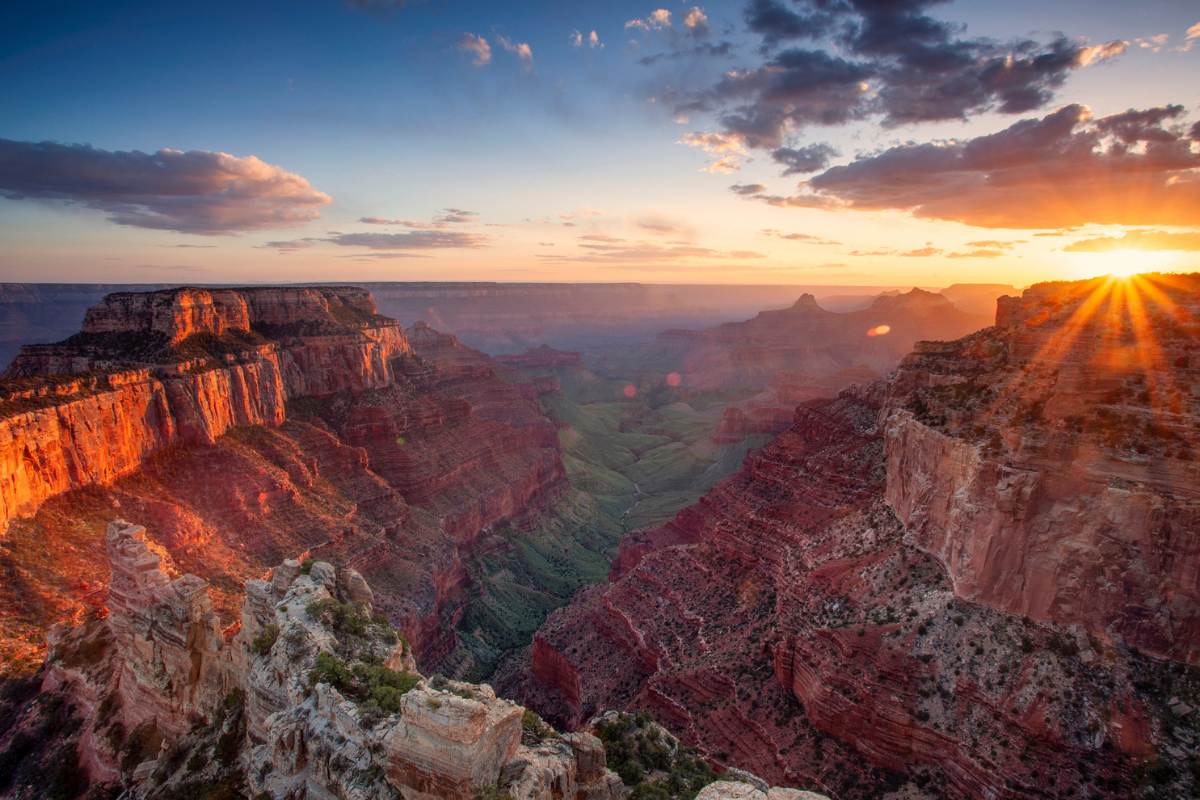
[{"x1": 1, "y1": 0, "x2": 1198, "y2": 287}]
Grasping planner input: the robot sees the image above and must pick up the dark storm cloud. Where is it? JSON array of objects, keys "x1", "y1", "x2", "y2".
[
  {"x1": 771, "y1": 142, "x2": 839, "y2": 175},
  {"x1": 0, "y1": 139, "x2": 331, "y2": 235},
  {"x1": 674, "y1": 0, "x2": 1127, "y2": 160},
  {"x1": 794, "y1": 104, "x2": 1200, "y2": 229}
]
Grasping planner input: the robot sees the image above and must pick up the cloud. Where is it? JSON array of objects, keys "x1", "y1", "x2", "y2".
[
  {"x1": 637, "y1": 41, "x2": 733, "y2": 66},
  {"x1": 760, "y1": 228, "x2": 841, "y2": 245},
  {"x1": 700, "y1": 156, "x2": 743, "y2": 173},
  {"x1": 359, "y1": 209, "x2": 477, "y2": 228},
  {"x1": 536, "y1": 234, "x2": 765, "y2": 264},
  {"x1": 0, "y1": 139, "x2": 331, "y2": 235},
  {"x1": 557, "y1": 207, "x2": 603, "y2": 219},
  {"x1": 571, "y1": 30, "x2": 602, "y2": 49},
  {"x1": 680, "y1": 131, "x2": 751, "y2": 172},
  {"x1": 497, "y1": 36, "x2": 534, "y2": 71},
  {"x1": 1136, "y1": 34, "x2": 1169, "y2": 53},
  {"x1": 261, "y1": 228, "x2": 492, "y2": 254},
  {"x1": 457, "y1": 33, "x2": 491, "y2": 66},
  {"x1": 634, "y1": 214, "x2": 694, "y2": 237},
  {"x1": 682, "y1": 7, "x2": 710, "y2": 40},
  {"x1": 771, "y1": 142, "x2": 838, "y2": 175},
  {"x1": 965, "y1": 240, "x2": 1026, "y2": 249},
  {"x1": 1063, "y1": 230, "x2": 1200, "y2": 253},
  {"x1": 947, "y1": 249, "x2": 1005, "y2": 258},
  {"x1": 729, "y1": 183, "x2": 768, "y2": 195},
  {"x1": 260, "y1": 237, "x2": 322, "y2": 253},
  {"x1": 626, "y1": 10, "x2": 672, "y2": 31},
  {"x1": 674, "y1": 0, "x2": 1127, "y2": 154},
  {"x1": 791, "y1": 104, "x2": 1200, "y2": 229},
  {"x1": 325, "y1": 231, "x2": 493, "y2": 250},
  {"x1": 1180, "y1": 22, "x2": 1200, "y2": 52},
  {"x1": 159, "y1": 244, "x2": 216, "y2": 248},
  {"x1": 848, "y1": 246, "x2": 942, "y2": 257}
]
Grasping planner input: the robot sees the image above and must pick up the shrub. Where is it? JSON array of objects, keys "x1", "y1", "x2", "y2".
[
  {"x1": 121, "y1": 721, "x2": 162, "y2": 773},
  {"x1": 308, "y1": 651, "x2": 420, "y2": 718},
  {"x1": 250, "y1": 624, "x2": 280, "y2": 657}
]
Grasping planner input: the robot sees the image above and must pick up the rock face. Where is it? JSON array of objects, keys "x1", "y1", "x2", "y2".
[
  {"x1": 886, "y1": 274, "x2": 1200, "y2": 662},
  {"x1": 0, "y1": 286, "x2": 409, "y2": 527},
  {"x1": 103, "y1": 520, "x2": 227, "y2": 737},
  {"x1": 509, "y1": 277, "x2": 1200, "y2": 800},
  {"x1": 613, "y1": 289, "x2": 990, "y2": 390},
  {"x1": 40, "y1": 519, "x2": 624, "y2": 800}
]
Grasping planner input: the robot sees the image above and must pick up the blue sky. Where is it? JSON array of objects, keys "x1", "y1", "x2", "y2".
[{"x1": 1, "y1": 0, "x2": 1198, "y2": 285}]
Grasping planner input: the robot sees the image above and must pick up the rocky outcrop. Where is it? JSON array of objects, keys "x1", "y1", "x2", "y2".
[
  {"x1": 103, "y1": 520, "x2": 227, "y2": 737},
  {"x1": 510, "y1": 375, "x2": 1185, "y2": 798},
  {"x1": 0, "y1": 287, "x2": 410, "y2": 529},
  {"x1": 885, "y1": 274, "x2": 1200, "y2": 662},
  {"x1": 37, "y1": 519, "x2": 624, "y2": 800}
]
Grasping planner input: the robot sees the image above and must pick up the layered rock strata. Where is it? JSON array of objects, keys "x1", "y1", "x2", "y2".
[
  {"x1": 885, "y1": 273, "x2": 1200, "y2": 661},
  {"x1": 0, "y1": 287, "x2": 409, "y2": 527},
  {"x1": 510, "y1": 376, "x2": 1194, "y2": 798}
]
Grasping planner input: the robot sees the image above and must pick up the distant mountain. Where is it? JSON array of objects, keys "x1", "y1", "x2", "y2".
[{"x1": 603, "y1": 287, "x2": 993, "y2": 390}]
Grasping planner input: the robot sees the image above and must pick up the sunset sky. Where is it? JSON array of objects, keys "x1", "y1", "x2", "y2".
[{"x1": 1, "y1": 0, "x2": 1198, "y2": 287}]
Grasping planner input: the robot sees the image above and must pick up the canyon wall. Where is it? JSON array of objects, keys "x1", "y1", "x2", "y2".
[
  {"x1": 508, "y1": 275, "x2": 1200, "y2": 800},
  {"x1": 0, "y1": 286, "x2": 409, "y2": 528},
  {"x1": 885, "y1": 274, "x2": 1200, "y2": 662}
]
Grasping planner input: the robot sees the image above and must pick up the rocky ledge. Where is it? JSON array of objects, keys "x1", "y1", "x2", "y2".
[{"x1": 25, "y1": 519, "x2": 624, "y2": 800}]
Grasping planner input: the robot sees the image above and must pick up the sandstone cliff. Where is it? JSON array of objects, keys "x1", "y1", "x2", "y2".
[
  {"x1": 0, "y1": 286, "x2": 409, "y2": 528},
  {"x1": 885, "y1": 273, "x2": 1200, "y2": 662}
]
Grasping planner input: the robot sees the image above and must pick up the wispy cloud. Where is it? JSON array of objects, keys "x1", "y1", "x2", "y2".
[
  {"x1": 457, "y1": 33, "x2": 491, "y2": 66},
  {"x1": 497, "y1": 36, "x2": 534, "y2": 72}
]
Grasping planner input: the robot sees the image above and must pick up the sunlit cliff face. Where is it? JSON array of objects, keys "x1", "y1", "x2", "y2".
[{"x1": 993, "y1": 272, "x2": 1197, "y2": 428}]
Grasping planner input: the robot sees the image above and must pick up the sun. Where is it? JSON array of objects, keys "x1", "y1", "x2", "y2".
[{"x1": 1067, "y1": 250, "x2": 1178, "y2": 279}]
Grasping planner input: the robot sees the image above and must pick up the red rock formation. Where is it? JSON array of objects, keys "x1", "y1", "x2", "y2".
[
  {"x1": 0, "y1": 288, "x2": 568, "y2": 675},
  {"x1": 886, "y1": 273, "x2": 1200, "y2": 662}
]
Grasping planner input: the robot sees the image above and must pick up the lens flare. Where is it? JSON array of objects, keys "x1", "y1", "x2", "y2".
[
  {"x1": 666, "y1": 372, "x2": 682, "y2": 386},
  {"x1": 867, "y1": 325, "x2": 891, "y2": 337},
  {"x1": 623, "y1": 384, "x2": 637, "y2": 397}
]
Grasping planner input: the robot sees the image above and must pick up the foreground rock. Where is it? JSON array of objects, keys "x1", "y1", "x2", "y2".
[{"x1": 20, "y1": 519, "x2": 624, "y2": 800}]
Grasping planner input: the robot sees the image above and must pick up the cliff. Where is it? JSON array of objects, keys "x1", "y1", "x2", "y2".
[
  {"x1": 885, "y1": 273, "x2": 1200, "y2": 662},
  {"x1": 0, "y1": 286, "x2": 409, "y2": 528},
  {"x1": 23, "y1": 519, "x2": 624, "y2": 800}
]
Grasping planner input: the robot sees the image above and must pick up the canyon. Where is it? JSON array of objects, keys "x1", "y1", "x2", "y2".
[
  {"x1": 3, "y1": 276, "x2": 1197, "y2": 800},
  {"x1": 0, "y1": 286, "x2": 567, "y2": 680},
  {"x1": 504, "y1": 273, "x2": 1200, "y2": 800}
]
